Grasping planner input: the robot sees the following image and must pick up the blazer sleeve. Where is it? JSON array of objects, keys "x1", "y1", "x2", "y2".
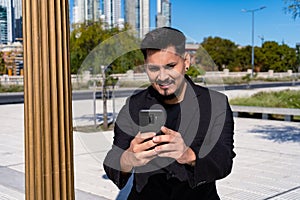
[
  {"x1": 103, "y1": 99, "x2": 136, "y2": 189},
  {"x1": 186, "y1": 95, "x2": 235, "y2": 188}
]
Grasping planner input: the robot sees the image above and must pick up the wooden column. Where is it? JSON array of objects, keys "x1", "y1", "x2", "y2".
[{"x1": 23, "y1": 0, "x2": 74, "y2": 199}]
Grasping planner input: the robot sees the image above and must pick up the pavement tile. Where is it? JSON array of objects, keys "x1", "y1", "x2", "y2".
[{"x1": 0, "y1": 185, "x2": 24, "y2": 200}]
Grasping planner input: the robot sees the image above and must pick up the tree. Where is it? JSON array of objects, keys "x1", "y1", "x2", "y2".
[
  {"x1": 296, "y1": 44, "x2": 300, "y2": 71},
  {"x1": 70, "y1": 22, "x2": 144, "y2": 75},
  {"x1": 0, "y1": 52, "x2": 5, "y2": 75},
  {"x1": 70, "y1": 21, "x2": 123, "y2": 74},
  {"x1": 199, "y1": 37, "x2": 237, "y2": 71},
  {"x1": 110, "y1": 49, "x2": 144, "y2": 74},
  {"x1": 186, "y1": 64, "x2": 205, "y2": 77},
  {"x1": 228, "y1": 45, "x2": 252, "y2": 72},
  {"x1": 4, "y1": 51, "x2": 17, "y2": 75},
  {"x1": 284, "y1": 0, "x2": 300, "y2": 19},
  {"x1": 258, "y1": 41, "x2": 297, "y2": 72},
  {"x1": 70, "y1": 22, "x2": 145, "y2": 129},
  {"x1": 194, "y1": 35, "x2": 298, "y2": 73}
]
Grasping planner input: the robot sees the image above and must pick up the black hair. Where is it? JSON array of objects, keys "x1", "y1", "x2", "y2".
[{"x1": 140, "y1": 27, "x2": 186, "y2": 59}]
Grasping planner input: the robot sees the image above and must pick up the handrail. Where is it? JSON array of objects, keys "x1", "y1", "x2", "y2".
[{"x1": 231, "y1": 105, "x2": 300, "y2": 121}]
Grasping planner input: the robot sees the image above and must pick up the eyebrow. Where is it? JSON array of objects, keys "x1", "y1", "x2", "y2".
[
  {"x1": 146, "y1": 56, "x2": 182, "y2": 66},
  {"x1": 146, "y1": 61, "x2": 178, "y2": 67}
]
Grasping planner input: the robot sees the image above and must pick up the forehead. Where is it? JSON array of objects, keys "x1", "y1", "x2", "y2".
[{"x1": 146, "y1": 46, "x2": 182, "y2": 64}]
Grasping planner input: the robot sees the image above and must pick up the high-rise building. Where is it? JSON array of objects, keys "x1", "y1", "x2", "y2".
[
  {"x1": 0, "y1": 6, "x2": 8, "y2": 44},
  {"x1": 103, "y1": 0, "x2": 123, "y2": 28},
  {"x1": 73, "y1": 0, "x2": 100, "y2": 24},
  {"x1": 156, "y1": 0, "x2": 171, "y2": 28},
  {"x1": 124, "y1": 0, "x2": 135, "y2": 29},
  {"x1": 0, "y1": 0, "x2": 22, "y2": 43},
  {"x1": 14, "y1": 0, "x2": 22, "y2": 41},
  {"x1": 125, "y1": 0, "x2": 150, "y2": 38},
  {"x1": 92, "y1": 0, "x2": 100, "y2": 22},
  {"x1": 0, "y1": 0, "x2": 13, "y2": 43}
]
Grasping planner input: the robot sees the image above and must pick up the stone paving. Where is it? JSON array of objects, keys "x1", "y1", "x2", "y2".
[{"x1": 1, "y1": 86, "x2": 300, "y2": 199}]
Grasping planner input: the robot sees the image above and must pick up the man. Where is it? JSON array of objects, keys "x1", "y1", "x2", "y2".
[{"x1": 104, "y1": 27, "x2": 235, "y2": 199}]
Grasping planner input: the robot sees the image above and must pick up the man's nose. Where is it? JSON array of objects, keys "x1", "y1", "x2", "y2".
[{"x1": 158, "y1": 68, "x2": 169, "y2": 81}]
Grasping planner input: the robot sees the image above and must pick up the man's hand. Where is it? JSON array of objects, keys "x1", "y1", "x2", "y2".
[
  {"x1": 120, "y1": 132, "x2": 158, "y2": 172},
  {"x1": 152, "y1": 126, "x2": 196, "y2": 166}
]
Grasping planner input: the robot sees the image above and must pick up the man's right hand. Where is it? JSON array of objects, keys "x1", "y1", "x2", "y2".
[{"x1": 120, "y1": 132, "x2": 158, "y2": 172}]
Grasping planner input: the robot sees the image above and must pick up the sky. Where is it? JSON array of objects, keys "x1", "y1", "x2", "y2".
[{"x1": 69, "y1": 0, "x2": 300, "y2": 48}]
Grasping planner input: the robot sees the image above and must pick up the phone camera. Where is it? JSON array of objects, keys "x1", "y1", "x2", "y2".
[{"x1": 149, "y1": 114, "x2": 155, "y2": 124}]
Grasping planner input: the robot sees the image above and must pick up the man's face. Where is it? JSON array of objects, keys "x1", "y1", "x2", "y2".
[{"x1": 145, "y1": 46, "x2": 190, "y2": 98}]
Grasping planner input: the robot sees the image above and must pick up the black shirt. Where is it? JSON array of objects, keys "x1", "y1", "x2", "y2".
[{"x1": 163, "y1": 102, "x2": 181, "y2": 132}]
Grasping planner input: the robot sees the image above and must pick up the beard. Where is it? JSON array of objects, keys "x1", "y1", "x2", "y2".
[
  {"x1": 160, "y1": 91, "x2": 177, "y2": 100},
  {"x1": 154, "y1": 78, "x2": 186, "y2": 101}
]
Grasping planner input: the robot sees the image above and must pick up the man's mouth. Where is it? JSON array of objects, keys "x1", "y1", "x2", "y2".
[
  {"x1": 156, "y1": 81, "x2": 174, "y2": 89},
  {"x1": 159, "y1": 84, "x2": 171, "y2": 89}
]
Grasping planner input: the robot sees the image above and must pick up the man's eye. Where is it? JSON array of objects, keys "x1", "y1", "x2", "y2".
[
  {"x1": 147, "y1": 65, "x2": 160, "y2": 72},
  {"x1": 165, "y1": 64, "x2": 176, "y2": 69}
]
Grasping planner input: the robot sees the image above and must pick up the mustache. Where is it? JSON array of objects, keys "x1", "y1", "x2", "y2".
[{"x1": 155, "y1": 79, "x2": 175, "y2": 85}]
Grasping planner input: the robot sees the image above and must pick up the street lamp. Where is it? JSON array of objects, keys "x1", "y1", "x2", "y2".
[{"x1": 242, "y1": 6, "x2": 266, "y2": 78}]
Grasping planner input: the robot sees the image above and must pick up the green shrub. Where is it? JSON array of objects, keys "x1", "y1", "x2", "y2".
[
  {"x1": 230, "y1": 89, "x2": 300, "y2": 108},
  {"x1": 0, "y1": 84, "x2": 24, "y2": 93}
]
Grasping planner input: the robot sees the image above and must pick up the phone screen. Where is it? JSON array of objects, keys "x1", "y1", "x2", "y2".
[{"x1": 139, "y1": 109, "x2": 165, "y2": 133}]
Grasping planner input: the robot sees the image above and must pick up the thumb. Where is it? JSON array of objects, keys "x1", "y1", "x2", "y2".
[{"x1": 161, "y1": 126, "x2": 173, "y2": 135}]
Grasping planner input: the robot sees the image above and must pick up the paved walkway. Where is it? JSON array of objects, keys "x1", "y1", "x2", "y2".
[{"x1": 1, "y1": 86, "x2": 300, "y2": 199}]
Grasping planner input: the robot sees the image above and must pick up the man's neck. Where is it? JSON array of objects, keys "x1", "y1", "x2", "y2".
[{"x1": 163, "y1": 82, "x2": 187, "y2": 104}]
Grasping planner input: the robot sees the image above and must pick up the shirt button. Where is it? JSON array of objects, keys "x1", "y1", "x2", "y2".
[{"x1": 168, "y1": 171, "x2": 175, "y2": 177}]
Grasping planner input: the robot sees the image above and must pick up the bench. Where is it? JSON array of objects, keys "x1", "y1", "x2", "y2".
[{"x1": 230, "y1": 105, "x2": 300, "y2": 121}]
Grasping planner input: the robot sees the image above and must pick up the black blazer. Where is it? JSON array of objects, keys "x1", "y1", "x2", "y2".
[{"x1": 104, "y1": 76, "x2": 235, "y2": 199}]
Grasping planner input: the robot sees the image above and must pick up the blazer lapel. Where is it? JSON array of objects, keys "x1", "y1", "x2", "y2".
[{"x1": 177, "y1": 80, "x2": 201, "y2": 146}]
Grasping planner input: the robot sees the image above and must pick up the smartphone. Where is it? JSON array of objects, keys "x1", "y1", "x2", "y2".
[{"x1": 139, "y1": 109, "x2": 165, "y2": 134}]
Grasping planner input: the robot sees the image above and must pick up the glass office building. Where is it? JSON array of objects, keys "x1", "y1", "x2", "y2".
[
  {"x1": 0, "y1": 6, "x2": 8, "y2": 44},
  {"x1": 156, "y1": 0, "x2": 171, "y2": 28},
  {"x1": 125, "y1": 0, "x2": 150, "y2": 38}
]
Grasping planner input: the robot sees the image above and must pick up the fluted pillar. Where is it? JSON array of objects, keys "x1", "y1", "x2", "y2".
[{"x1": 23, "y1": 0, "x2": 74, "y2": 199}]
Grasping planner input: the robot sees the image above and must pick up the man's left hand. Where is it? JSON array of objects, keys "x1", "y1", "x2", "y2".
[{"x1": 152, "y1": 126, "x2": 196, "y2": 166}]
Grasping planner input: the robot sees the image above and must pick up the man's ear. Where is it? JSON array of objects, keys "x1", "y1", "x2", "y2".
[{"x1": 184, "y1": 53, "x2": 191, "y2": 71}]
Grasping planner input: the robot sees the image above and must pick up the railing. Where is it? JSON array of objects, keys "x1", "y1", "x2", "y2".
[
  {"x1": 231, "y1": 105, "x2": 300, "y2": 121},
  {"x1": 1, "y1": 70, "x2": 299, "y2": 86},
  {"x1": 0, "y1": 75, "x2": 24, "y2": 85}
]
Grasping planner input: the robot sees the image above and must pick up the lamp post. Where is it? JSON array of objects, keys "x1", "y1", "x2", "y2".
[
  {"x1": 258, "y1": 35, "x2": 264, "y2": 46},
  {"x1": 242, "y1": 6, "x2": 266, "y2": 78}
]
